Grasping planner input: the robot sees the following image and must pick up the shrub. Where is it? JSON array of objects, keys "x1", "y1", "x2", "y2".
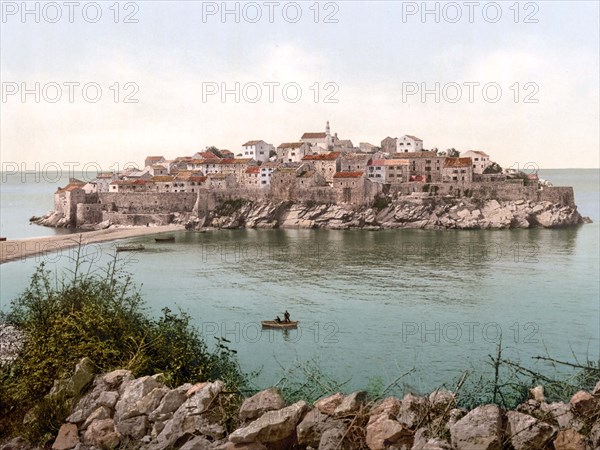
[
  {"x1": 0, "y1": 251, "x2": 248, "y2": 442},
  {"x1": 372, "y1": 196, "x2": 391, "y2": 210}
]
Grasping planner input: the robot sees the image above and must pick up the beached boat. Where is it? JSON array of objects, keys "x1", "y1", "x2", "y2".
[
  {"x1": 261, "y1": 320, "x2": 298, "y2": 329},
  {"x1": 155, "y1": 236, "x2": 175, "y2": 243},
  {"x1": 0, "y1": 237, "x2": 6, "y2": 242},
  {"x1": 116, "y1": 244, "x2": 145, "y2": 252}
]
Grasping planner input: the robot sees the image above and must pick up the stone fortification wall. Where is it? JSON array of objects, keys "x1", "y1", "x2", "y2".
[{"x1": 98, "y1": 193, "x2": 197, "y2": 214}]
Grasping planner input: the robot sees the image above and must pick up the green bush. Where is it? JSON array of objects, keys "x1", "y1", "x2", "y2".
[
  {"x1": 0, "y1": 252, "x2": 248, "y2": 441},
  {"x1": 372, "y1": 196, "x2": 390, "y2": 210}
]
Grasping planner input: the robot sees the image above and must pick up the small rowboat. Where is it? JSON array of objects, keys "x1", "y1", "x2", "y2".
[
  {"x1": 261, "y1": 321, "x2": 298, "y2": 329},
  {"x1": 155, "y1": 236, "x2": 175, "y2": 243},
  {"x1": 116, "y1": 244, "x2": 145, "y2": 252}
]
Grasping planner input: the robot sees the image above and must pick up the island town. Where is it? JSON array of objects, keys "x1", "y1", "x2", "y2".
[{"x1": 39, "y1": 122, "x2": 584, "y2": 231}]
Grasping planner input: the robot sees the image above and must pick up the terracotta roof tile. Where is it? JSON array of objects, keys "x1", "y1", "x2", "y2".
[
  {"x1": 301, "y1": 132, "x2": 327, "y2": 139},
  {"x1": 334, "y1": 171, "x2": 364, "y2": 179},
  {"x1": 302, "y1": 152, "x2": 341, "y2": 161}
]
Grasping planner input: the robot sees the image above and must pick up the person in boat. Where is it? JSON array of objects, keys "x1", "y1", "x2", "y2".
[
  {"x1": 283, "y1": 310, "x2": 290, "y2": 323},
  {"x1": 275, "y1": 316, "x2": 282, "y2": 324}
]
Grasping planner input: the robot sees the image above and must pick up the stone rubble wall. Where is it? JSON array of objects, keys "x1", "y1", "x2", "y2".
[{"x1": 20, "y1": 358, "x2": 600, "y2": 450}]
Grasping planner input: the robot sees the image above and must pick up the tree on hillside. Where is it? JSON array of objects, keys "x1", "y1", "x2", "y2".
[
  {"x1": 206, "y1": 146, "x2": 223, "y2": 158},
  {"x1": 447, "y1": 148, "x2": 460, "y2": 158},
  {"x1": 483, "y1": 162, "x2": 503, "y2": 174}
]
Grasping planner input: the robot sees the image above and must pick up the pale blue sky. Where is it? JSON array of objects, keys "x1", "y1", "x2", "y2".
[{"x1": 1, "y1": 1, "x2": 599, "y2": 169}]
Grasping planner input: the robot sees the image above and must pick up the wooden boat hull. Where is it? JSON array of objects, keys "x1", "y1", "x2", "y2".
[
  {"x1": 116, "y1": 245, "x2": 145, "y2": 252},
  {"x1": 155, "y1": 237, "x2": 175, "y2": 243},
  {"x1": 261, "y1": 320, "x2": 298, "y2": 329},
  {"x1": 0, "y1": 237, "x2": 6, "y2": 242}
]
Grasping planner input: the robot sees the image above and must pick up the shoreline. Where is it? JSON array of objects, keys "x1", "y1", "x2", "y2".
[{"x1": 0, "y1": 224, "x2": 185, "y2": 264}]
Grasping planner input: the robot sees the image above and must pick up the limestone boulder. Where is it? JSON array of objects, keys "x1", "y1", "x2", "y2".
[
  {"x1": 366, "y1": 414, "x2": 412, "y2": 450},
  {"x1": 52, "y1": 423, "x2": 79, "y2": 450},
  {"x1": 115, "y1": 415, "x2": 149, "y2": 440},
  {"x1": 315, "y1": 393, "x2": 344, "y2": 416},
  {"x1": 333, "y1": 391, "x2": 367, "y2": 417},
  {"x1": 114, "y1": 376, "x2": 164, "y2": 421},
  {"x1": 553, "y1": 429, "x2": 587, "y2": 450},
  {"x1": 570, "y1": 390, "x2": 596, "y2": 416},
  {"x1": 506, "y1": 410, "x2": 554, "y2": 450},
  {"x1": 239, "y1": 388, "x2": 285, "y2": 421},
  {"x1": 450, "y1": 404, "x2": 503, "y2": 450},
  {"x1": 228, "y1": 401, "x2": 308, "y2": 444},
  {"x1": 297, "y1": 408, "x2": 338, "y2": 448},
  {"x1": 83, "y1": 419, "x2": 121, "y2": 449},
  {"x1": 428, "y1": 390, "x2": 455, "y2": 413},
  {"x1": 398, "y1": 394, "x2": 428, "y2": 429}
]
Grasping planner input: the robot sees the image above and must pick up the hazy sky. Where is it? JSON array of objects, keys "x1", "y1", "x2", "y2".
[{"x1": 1, "y1": 1, "x2": 599, "y2": 170}]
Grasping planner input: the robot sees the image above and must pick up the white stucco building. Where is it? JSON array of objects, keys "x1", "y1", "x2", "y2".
[
  {"x1": 241, "y1": 140, "x2": 275, "y2": 163},
  {"x1": 396, "y1": 135, "x2": 423, "y2": 153},
  {"x1": 463, "y1": 150, "x2": 491, "y2": 174}
]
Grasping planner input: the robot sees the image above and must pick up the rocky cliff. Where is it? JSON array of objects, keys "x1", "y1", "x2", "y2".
[
  {"x1": 185, "y1": 197, "x2": 590, "y2": 231},
  {"x1": 5, "y1": 359, "x2": 599, "y2": 450}
]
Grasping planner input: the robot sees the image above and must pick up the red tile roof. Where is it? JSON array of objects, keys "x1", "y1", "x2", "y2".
[
  {"x1": 245, "y1": 166, "x2": 260, "y2": 174},
  {"x1": 242, "y1": 140, "x2": 263, "y2": 146},
  {"x1": 302, "y1": 132, "x2": 327, "y2": 139},
  {"x1": 369, "y1": 159, "x2": 386, "y2": 166},
  {"x1": 56, "y1": 182, "x2": 85, "y2": 193},
  {"x1": 278, "y1": 142, "x2": 305, "y2": 149},
  {"x1": 334, "y1": 171, "x2": 364, "y2": 179},
  {"x1": 302, "y1": 152, "x2": 341, "y2": 161},
  {"x1": 443, "y1": 157, "x2": 472, "y2": 168}
]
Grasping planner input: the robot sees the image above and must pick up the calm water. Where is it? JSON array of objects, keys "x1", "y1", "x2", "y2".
[{"x1": 1, "y1": 169, "x2": 599, "y2": 393}]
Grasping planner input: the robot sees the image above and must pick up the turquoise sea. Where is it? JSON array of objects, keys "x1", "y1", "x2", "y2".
[{"x1": 1, "y1": 169, "x2": 599, "y2": 393}]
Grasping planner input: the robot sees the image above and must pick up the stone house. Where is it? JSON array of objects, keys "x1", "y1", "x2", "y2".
[
  {"x1": 381, "y1": 137, "x2": 397, "y2": 154},
  {"x1": 173, "y1": 172, "x2": 207, "y2": 192},
  {"x1": 241, "y1": 140, "x2": 275, "y2": 163},
  {"x1": 149, "y1": 165, "x2": 168, "y2": 176},
  {"x1": 340, "y1": 153, "x2": 371, "y2": 172},
  {"x1": 463, "y1": 150, "x2": 491, "y2": 174},
  {"x1": 144, "y1": 155, "x2": 165, "y2": 168},
  {"x1": 243, "y1": 166, "x2": 261, "y2": 188},
  {"x1": 359, "y1": 142, "x2": 379, "y2": 153},
  {"x1": 333, "y1": 172, "x2": 381, "y2": 205},
  {"x1": 219, "y1": 158, "x2": 255, "y2": 183},
  {"x1": 277, "y1": 142, "x2": 311, "y2": 163},
  {"x1": 401, "y1": 151, "x2": 445, "y2": 182},
  {"x1": 55, "y1": 181, "x2": 87, "y2": 224},
  {"x1": 442, "y1": 157, "x2": 473, "y2": 182},
  {"x1": 207, "y1": 173, "x2": 237, "y2": 190},
  {"x1": 296, "y1": 169, "x2": 327, "y2": 188},
  {"x1": 333, "y1": 139, "x2": 354, "y2": 152},
  {"x1": 301, "y1": 152, "x2": 341, "y2": 185},
  {"x1": 150, "y1": 176, "x2": 175, "y2": 193},
  {"x1": 397, "y1": 135, "x2": 423, "y2": 153},
  {"x1": 384, "y1": 159, "x2": 410, "y2": 184}
]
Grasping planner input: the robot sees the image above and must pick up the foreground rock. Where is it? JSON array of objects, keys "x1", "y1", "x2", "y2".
[{"x1": 2, "y1": 359, "x2": 592, "y2": 450}]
